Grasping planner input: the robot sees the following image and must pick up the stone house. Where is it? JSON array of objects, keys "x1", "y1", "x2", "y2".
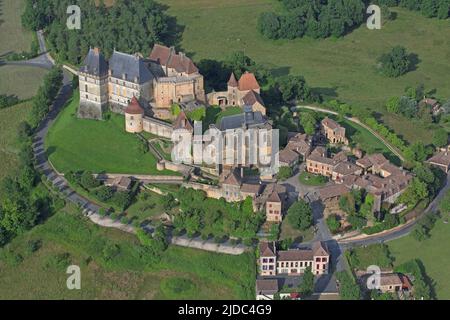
[
  {"x1": 321, "y1": 117, "x2": 348, "y2": 145},
  {"x1": 259, "y1": 241, "x2": 330, "y2": 276},
  {"x1": 207, "y1": 72, "x2": 266, "y2": 115},
  {"x1": 426, "y1": 148, "x2": 450, "y2": 173}
]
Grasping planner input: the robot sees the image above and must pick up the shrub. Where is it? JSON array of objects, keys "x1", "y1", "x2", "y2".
[
  {"x1": 26, "y1": 239, "x2": 42, "y2": 254},
  {"x1": 278, "y1": 166, "x2": 293, "y2": 181},
  {"x1": 45, "y1": 253, "x2": 71, "y2": 271}
]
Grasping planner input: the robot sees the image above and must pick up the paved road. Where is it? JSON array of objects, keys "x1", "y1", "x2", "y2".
[
  {"x1": 1, "y1": 31, "x2": 54, "y2": 70},
  {"x1": 295, "y1": 105, "x2": 405, "y2": 161}
]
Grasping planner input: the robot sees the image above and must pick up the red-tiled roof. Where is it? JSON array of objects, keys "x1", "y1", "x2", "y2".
[
  {"x1": 238, "y1": 72, "x2": 260, "y2": 91},
  {"x1": 149, "y1": 44, "x2": 198, "y2": 74},
  {"x1": 173, "y1": 111, "x2": 193, "y2": 132},
  {"x1": 124, "y1": 96, "x2": 144, "y2": 115},
  {"x1": 242, "y1": 90, "x2": 265, "y2": 107}
]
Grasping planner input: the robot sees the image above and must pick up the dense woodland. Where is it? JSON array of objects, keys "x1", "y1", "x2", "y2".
[
  {"x1": 258, "y1": 0, "x2": 449, "y2": 40},
  {"x1": 21, "y1": 0, "x2": 174, "y2": 64}
]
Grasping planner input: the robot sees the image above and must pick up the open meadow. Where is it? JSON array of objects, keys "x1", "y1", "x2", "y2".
[
  {"x1": 0, "y1": 204, "x2": 255, "y2": 299},
  {"x1": 160, "y1": 0, "x2": 450, "y2": 144}
]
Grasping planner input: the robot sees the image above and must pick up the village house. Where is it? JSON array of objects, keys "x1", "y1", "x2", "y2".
[
  {"x1": 255, "y1": 279, "x2": 279, "y2": 300},
  {"x1": 259, "y1": 241, "x2": 330, "y2": 276},
  {"x1": 278, "y1": 133, "x2": 313, "y2": 169},
  {"x1": 321, "y1": 117, "x2": 348, "y2": 145},
  {"x1": 377, "y1": 273, "x2": 413, "y2": 295},
  {"x1": 207, "y1": 72, "x2": 266, "y2": 115},
  {"x1": 426, "y1": 146, "x2": 450, "y2": 173}
]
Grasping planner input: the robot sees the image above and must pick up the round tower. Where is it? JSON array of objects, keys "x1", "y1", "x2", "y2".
[{"x1": 124, "y1": 96, "x2": 144, "y2": 133}]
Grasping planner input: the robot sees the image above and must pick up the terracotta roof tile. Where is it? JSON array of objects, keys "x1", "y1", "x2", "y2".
[
  {"x1": 124, "y1": 96, "x2": 144, "y2": 115},
  {"x1": 238, "y1": 72, "x2": 260, "y2": 91}
]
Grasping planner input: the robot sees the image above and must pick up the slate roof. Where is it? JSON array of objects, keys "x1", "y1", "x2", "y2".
[
  {"x1": 79, "y1": 47, "x2": 108, "y2": 77},
  {"x1": 218, "y1": 111, "x2": 267, "y2": 131},
  {"x1": 109, "y1": 51, "x2": 153, "y2": 84}
]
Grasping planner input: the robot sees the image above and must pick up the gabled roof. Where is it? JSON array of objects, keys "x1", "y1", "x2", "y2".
[
  {"x1": 242, "y1": 90, "x2": 265, "y2": 107},
  {"x1": 321, "y1": 117, "x2": 340, "y2": 130},
  {"x1": 227, "y1": 72, "x2": 238, "y2": 87},
  {"x1": 318, "y1": 184, "x2": 349, "y2": 200},
  {"x1": 279, "y1": 148, "x2": 299, "y2": 164},
  {"x1": 79, "y1": 47, "x2": 108, "y2": 77},
  {"x1": 149, "y1": 44, "x2": 199, "y2": 74},
  {"x1": 256, "y1": 279, "x2": 279, "y2": 294},
  {"x1": 124, "y1": 96, "x2": 144, "y2": 115},
  {"x1": 238, "y1": 71, "x2": 260, "y2": 91},
  {"x1": 259, "y1": 241, "x2": 276, "y2": 257},
  {"x1": 109, "y1": 51, "x2": 153, "y2": 84},
  {"x1": 241, "y1": 183, "x2": 261, "y2": 195},
  {"x1": 278, "y1": 249, "x2": 313, "y2": 261},
  {"x1": 218, "y1": 111, "x2": 267, "y2": 131},
  {"x1": 173, "y1": 111, "x2": 193, "y2": 132},
  {"x1": 267, "y1": 190, "x2": 281, "y2": 203},
  {"x1": 223, "y1": 171, "x2": 241, "y2": 186},
  {"x1": 313, "y1": 241, "x2": 329, "y2": 257}
]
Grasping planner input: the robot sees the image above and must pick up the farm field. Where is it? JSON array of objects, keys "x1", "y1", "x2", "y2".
[
  {"x1": 45, "y1": 92, "x2": 177, "y2": 175},
  {"x1": 0, "y1": 101, "x2": 32, "y2": 182},
  {"x1": 0, "y1": 204, "x2": 255, "y2": 299},
  {"x1": 160, "y1": 0, "x2": 450, "y2": 143},
  {"x1": 388, "y1": 215, "x2": 450, "y2": 300}
]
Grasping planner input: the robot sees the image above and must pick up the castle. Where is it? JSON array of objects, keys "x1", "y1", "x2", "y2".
[{"x1": 78, "y1": 45, "x2": 205, "y2": 120}]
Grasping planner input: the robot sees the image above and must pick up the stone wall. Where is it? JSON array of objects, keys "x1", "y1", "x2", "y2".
[
  {"x1": 143, "y1": 117, "x2": 173, "y2": 139},
  {"x1": 78, "y1": 100, "x2": 105, "y2": 120}
]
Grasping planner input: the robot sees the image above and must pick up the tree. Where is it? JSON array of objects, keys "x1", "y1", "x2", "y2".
[
  {"x1": 378, "y1": 46, "x2": 412, "y2": 77},
  {"x1": 386, "y1": 96, "x2": 400, "y2": 113},
  {"x1": 257, "y1": 12, "x2": 281, "y2": 39},
  {"x1": 398, "y1": 178, "x2": 429, "y2": 208},
  {"x1": 287, "y1": 200, "x2": 313, "y2": 230},
  {"x1": 299, "y1": 112, "x2": 317, "y2": 135},
  {"x1": 432, "y1": 128, "x2": 448, "y2": 148},
  {"x1": 326, "y1": 214, "x2": 341, "y2": 233},
  {"x1": 278, "y1": 166, "x2": 293, "y2": 181},
  {"x1": 160, "y1": 193, "x2": 176, "y2": 211},
  {"x1": 339, "y1": 193, "x2": 356, "y2": 215},
  {"x1": 80, "y1": 171, "x2": 100, "y2": 190},
  {"x1": 336, "y1": 271, "x2": 361, "y2": 300},
  {"x1": 298, "y1": 266, "x2": 314, "y2": 296}
]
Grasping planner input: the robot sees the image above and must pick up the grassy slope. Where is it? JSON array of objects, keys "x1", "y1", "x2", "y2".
[
  {"x1": 388, "y1": 216, "x2": 450, "y2": 300},
  {"x1": 161, "y1": 0, "x2": 450, "y2": 143},
  {"x1": 0, "y1": 101, "x2": 32, "y2": 181},
  {"x1": 0, "y1": 205, "x2": 255, "y2": 299},
  {"x1": 46, "y1": 92, "x2": 176, "y2": 175},
  {"x1": 0, "y1": 0, "x2": 33, "y2": 55}
]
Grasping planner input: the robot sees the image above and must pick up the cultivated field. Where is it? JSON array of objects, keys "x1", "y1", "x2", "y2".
[
  {"x1": 0, "y1": 101, "x2": 32, "y2": 181},
  {"x1": 161, "y1": 0, "x2": 450, "y2": 143},
  {"x1": 0, "y1": 204, "x2": 255, "y2": 299},
  {"x1": 45, "y1": 92, "x2": 177, "y2": 175},
  {"x1": 389, "y1": 215, "x2": 450, "y2": 300}
]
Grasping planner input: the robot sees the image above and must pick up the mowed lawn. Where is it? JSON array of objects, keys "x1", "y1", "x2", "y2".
[
  {"x1": 0, "y1": 101, "x2": 32, "y2": 181},
  {"x1": 45, "y1": 92, "x2": 175, "y2": 175},
  {"x1": 160, "y1": 0, "x2": 450, "y2": 143},
  {"x1": 388, "y1": 216, "x2": 450, "y2": 299},
  {"x1": 0, "y1": 65, "x2": 48, "y2": 99},
  {"x1": 0, "y1": 205, "x2": 255, "y2": 299},
  {"x1": 0, "y1": 0, "x2": 34, "y2": 55}
]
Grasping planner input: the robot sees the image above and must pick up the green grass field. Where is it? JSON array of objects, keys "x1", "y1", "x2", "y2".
[
  {"x1": 299, "y1": 171, "x2": 328, "y2": 186},
  {"x1": 45, "y1": 92, "x2": 176, "y2": 175},
  {"x1": 0, "y1": 65, "x2": 48, "y2": 100},
  {"x1": 0, "y1": 101, "x2": 32, "y2": 181},
  {"x1": 388, "y1": 215, "x2": 450, "y2": 300},
  {"x1": 0, "y1": 0, "x2": 34, "y2": 55},
  {"x1": 161, "y1": 0, "x2": 450, "y2": 143},
  {"x1": 0, "y1": 204, "x2": 255, "y2": 299}
]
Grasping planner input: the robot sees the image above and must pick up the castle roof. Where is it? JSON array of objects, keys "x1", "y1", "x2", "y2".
[
  {"x1": 242, "y1": 90, "x2": 265, "y2": 107},
  {"x1": 238, "y1": 72, "x2": 260, "y2": 91},
  {"x1": 150, "y1": 44, "x2": 198, "y2": 75},
  {"x1": 227, "y1": 72, "x2": 238, "y2": 87},
  {"x1": 173, "y1": 111, "x2": 193, "y2": 132},
  {"x1": 109, "y1": 51, "x2": 153, "y2": 84},
  {"x1": 124, "y1": 96, "x2": 144, "y2": 115},
  {"x1": 79, "y1": 47, "x2": 108, "y2": 77},
  {"x1": 218, "y1": 111, "x2": 267, "y2": 131},
  {"x1": 267, "y1": 190, "x2": 282, "y2": 203}
]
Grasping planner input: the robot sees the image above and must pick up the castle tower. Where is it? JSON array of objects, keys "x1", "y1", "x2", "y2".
[
  {"x1": 78, "y1": 48, "x2": 109, "y2": 120},
  {"x1": 124, "y1": 96, "x2": 144, "y2": 133},
  {"x1": 227, "y1": 72, "x2": 238, "y2": 106}
]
